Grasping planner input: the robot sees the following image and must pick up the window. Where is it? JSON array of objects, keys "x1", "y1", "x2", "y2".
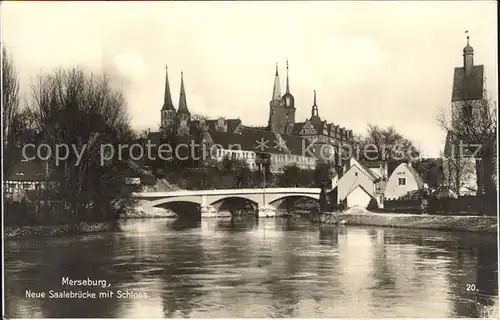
[{"x1": 398, "y1": 178, "x2": 406, "y2": 186}]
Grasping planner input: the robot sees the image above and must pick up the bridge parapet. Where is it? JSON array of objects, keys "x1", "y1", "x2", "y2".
[{"x1": 132, "y1": 187, "x2": 322, "y2": 198}]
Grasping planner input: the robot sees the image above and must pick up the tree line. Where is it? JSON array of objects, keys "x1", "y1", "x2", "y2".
[{"x1": 2, "y1": 48, "x2": 140, "y2": 225}]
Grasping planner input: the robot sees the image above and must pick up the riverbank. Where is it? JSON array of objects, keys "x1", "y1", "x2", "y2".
[
  {"x1": 314, "y1": 207, "x2": 498, "y2": 233},
  {"x1": 4, "y1": 221, "x2": 116, "y2": 239}
]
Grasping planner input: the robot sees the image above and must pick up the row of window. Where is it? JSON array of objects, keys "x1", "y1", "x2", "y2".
[
  {"x1": 215, "y1": 149, "x2": 256, "y2": 160},
  {"x1": 214, "y1": 148, "x2": 317, "y2": 166},
  {"x1": 271, "y1": 153, "x2": 316, "y2": 165}
]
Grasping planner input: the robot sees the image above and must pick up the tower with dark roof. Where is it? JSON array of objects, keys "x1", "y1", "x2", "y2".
[
  {"x1": 268, "y1": 63, "x2": 288, "y2": 134},
  {"x1": 443, "y1": 32, "x2": 484, "y2": 195},
  {"x1": 282, "y1": 59, "x2": 296, "y2": 133},
  {"x1": 176, "y1": 71, "x2": 191, "y2": 136},
  {"x1": 160, "y1": 66, "x2": 176, "y2": 133}
]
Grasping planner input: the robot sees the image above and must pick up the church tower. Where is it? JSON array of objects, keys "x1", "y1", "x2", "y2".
[
  {"x1": 160, "y1": 65, "x2": 176, "y2": 134},
  {"x1": 443, "y1": 31, "x2": 484, "y2": 195},
  {"x1": 176, "y1": 72, "x2": 191, "y2": 136},
  {"x1": 282, "y1": 59, "x2": 296, "y2": 133},
  {"x1": 310, "y1": 90, "x2": 322, "y2": 124},
  {"x1": 268, "y1": 63, "x2": 287, "y2": 134}
]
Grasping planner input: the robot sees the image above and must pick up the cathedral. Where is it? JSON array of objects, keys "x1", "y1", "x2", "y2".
[
  {"x1": 157, "y1": 66, "x2": 242, "y2": 137},
  {"x1": 148, "y1": 61, "x2": 354, "y2": 173}
]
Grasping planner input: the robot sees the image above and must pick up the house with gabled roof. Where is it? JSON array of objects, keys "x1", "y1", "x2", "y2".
[
  {"x1": 336, "y1": 157, "x2": 386, "y2": 209},
  {"x1": 384, "y1": 162, "x2": 425, "y2": 200}
]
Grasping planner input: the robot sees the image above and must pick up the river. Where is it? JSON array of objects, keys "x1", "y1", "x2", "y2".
[{"x1": 4, "y1": 217, "x2": 498, "y2": 318}]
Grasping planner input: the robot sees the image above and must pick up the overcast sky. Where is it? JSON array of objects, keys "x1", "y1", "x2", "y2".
[{"x1": 2, "y1": 1, "x2": 497, "y2": 157}]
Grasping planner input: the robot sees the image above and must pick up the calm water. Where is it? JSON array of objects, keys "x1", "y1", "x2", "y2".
[{"x1": 4, "y1": 217, "x2": 499, "y2": 318}]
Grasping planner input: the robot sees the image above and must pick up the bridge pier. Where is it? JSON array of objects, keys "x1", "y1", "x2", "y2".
[
  {"x1": 200, "y1": 205, "x2": 230, "y2": 218},
  {"x1": 257, "y1": 203, "x2": 277, "y2": 218}
]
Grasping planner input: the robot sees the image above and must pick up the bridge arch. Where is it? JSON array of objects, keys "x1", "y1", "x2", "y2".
[
  {"x1": 208, "y1": 195, "x2": 260, "y2": 206},
  {"x1": 147, "y1": 196, "x2": 202, "y2": 208},
  {"x1": 265, "y1": 193, "x2": 320, "y2": 204}
]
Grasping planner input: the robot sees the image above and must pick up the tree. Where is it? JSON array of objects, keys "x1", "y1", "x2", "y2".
[
  {"x1": 313, "y1": 161, "x2": 337, "y2": 187},
  {"x1": 441, "y1": 151, "x2": 476, "y2": 195},
  {"x1": 2, "y1": 48, "x2": 20, "y2": 175},
  {"x1": 219, "y1": 156, "x2": 252, "y2": 188},
  {"x1": 436, "y1": 83, "x2": 497, "y2": 202},
  {"x1": 278, "y1": 164, "x2": 313, "y2": 187},
  {"x1": 357, "y1": 124, "x2": 420, "y2": 162},
  {"x1": 27, "y1": 68, "x2": 138, "y2": 222},
  {"x1": 412, "y1": 158, "x2": 445, "y2": 189}
]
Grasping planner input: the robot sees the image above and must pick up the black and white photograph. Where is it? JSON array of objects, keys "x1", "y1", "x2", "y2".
[{"x1": 1, "y1": 1, "x2": 498, "y2": 318}]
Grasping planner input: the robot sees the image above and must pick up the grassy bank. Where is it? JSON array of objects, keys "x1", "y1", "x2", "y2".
[
  {"x1": 314, "y1": 207, "x2": 498, "y2": 233},
  {"x1": 5, "y1": 221, "x2": 114, "y2": 239}
]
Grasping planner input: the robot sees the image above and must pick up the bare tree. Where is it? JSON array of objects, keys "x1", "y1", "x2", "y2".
[
  {"x1": 436, "y1": 82, "x2": 497, "y2": 201},
  {"x1": 440, "y1": 150, "x2": 476, "y2": 195},
  {"x1": 2, "y1": 48, "x2": 21, "y2": 175},
  {"x1": 2, "y1": 48, "x2": 20, "y2": 145},
  {"x1": 28, "y1": 68, "x2": 138, "y2": 222},
  {"x1": 358, "y1": 124, "x2": 420, "y2": 162}
]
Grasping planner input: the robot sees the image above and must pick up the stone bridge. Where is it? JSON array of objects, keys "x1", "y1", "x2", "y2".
[{"x1": 131, "y1": 187, "x2": 321, "y2": 217}]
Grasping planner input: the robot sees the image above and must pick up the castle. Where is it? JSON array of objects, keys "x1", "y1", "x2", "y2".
[{"x1": 148, "y1": 62, "x2": 354, "y2": 173}]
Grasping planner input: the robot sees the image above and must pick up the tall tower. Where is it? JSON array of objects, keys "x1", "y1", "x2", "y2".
[
  {"x1": 310, "y1": 90, "x2": 321, "y2": 124},
  {"x1": 160, "y1": 65, "x2": 176, "y2": 133},
  {"x1": 176, "y1": 71, "x2": 191, "y2": 136},
  {"x1": 282, "y1": 59, "x2": 296, "y2": 133},
  {"x1": 443, "y1": 31, "x2": 484, "y2": 195},
  {"x1": 268, "y1": 63, "x2": 287, "y2": 134}
]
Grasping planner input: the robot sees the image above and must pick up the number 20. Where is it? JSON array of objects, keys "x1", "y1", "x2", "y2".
[{"x1": 466, "y1": 284, "x2": 477, "y2": 292}]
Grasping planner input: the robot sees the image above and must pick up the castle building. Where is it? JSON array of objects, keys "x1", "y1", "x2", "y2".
[
  {"x1": 267, "y1": 61, "x2": 354, "y2": 162},
  {"x1": 148, "y1": 61, "x2": 355, "y2": 175},
  {"x1": 443, "y1": 34, "x2": 485, "y2": 195}
]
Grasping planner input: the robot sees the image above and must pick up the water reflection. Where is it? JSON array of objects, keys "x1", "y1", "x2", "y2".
[{"x1": 4, "y1": 218, "x2": 498, "y2": 318}]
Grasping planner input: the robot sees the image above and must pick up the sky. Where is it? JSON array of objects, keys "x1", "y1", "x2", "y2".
[{"x1": 1, "y1": 1, "x2": 498, "y2": 157}]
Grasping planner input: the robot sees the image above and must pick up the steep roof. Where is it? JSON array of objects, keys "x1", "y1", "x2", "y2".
[
  {"x1": 291, "y1": 122, "x2": 305, "y2": 135},
  {"x1": 349, "y1": 157, "x2": 380, "y2": 181},
  {"x1": 177, "y1": 72, "x2": 190, "y2": 115},
  {"x1": 190, "y1": 119, "x2": 242, "y2": 133},
  {"x1": 451, "y1": 65, "x2": 484, "y2": 102},
  {"x1": 406, "y1": 164, "x2": 425, "y2": 189},
  {"x1": 162, "y1": 66, "x2": 176, "y2": 111}
]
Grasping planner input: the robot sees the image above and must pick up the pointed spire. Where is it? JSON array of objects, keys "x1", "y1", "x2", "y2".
[
  {"x1": 177, "y1": 71, "x2": 190, "y2": 115},
  {"x1": 463, "y1": 30, "x2": 474, "y2": 54},
  {"x1": 310, "y1": 90, "x2": 321, "y2": 122},
  {"x1": 272, "y1": 63, "x2": 282, "y2": 100},
  {"x1": 162, "y1": 65, "x2": 175, "y2": 111},
  {"x1": 285, "y1": 59, "x2": 290, "y2": 94}
]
